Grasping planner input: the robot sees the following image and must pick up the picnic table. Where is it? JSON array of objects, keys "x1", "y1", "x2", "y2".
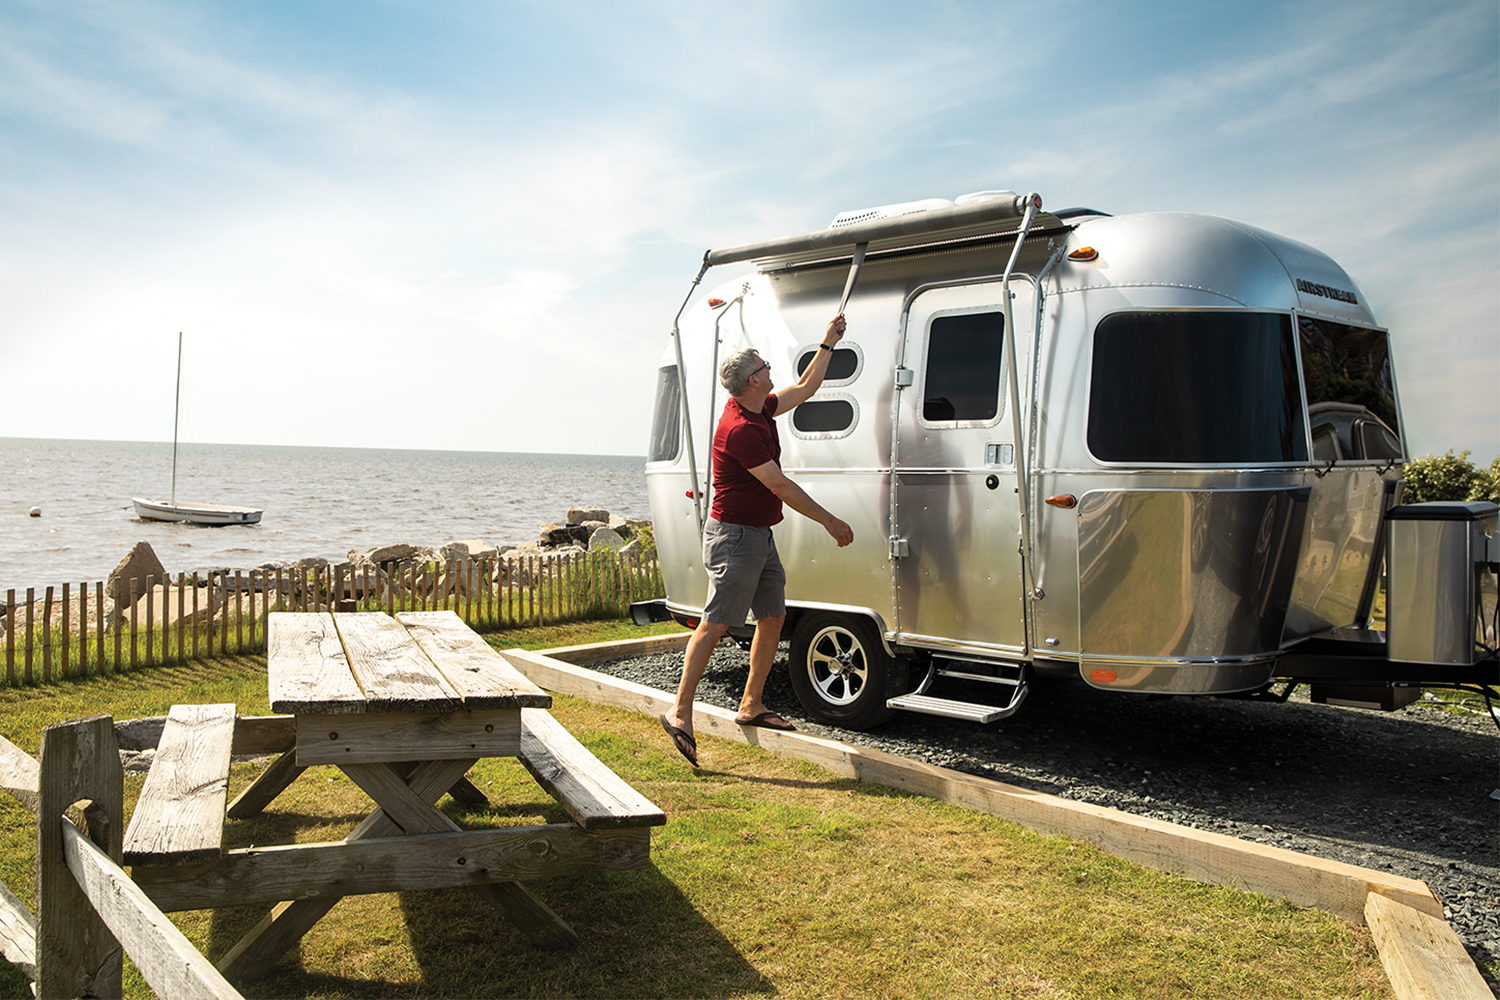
[{"x1": 121, "y1": 610, "x2": 665, "y2": 983}]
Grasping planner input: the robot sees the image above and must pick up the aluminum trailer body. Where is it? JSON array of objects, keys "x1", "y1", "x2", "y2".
[{"x1": 641, "y1": 191, "x2": 1498, "y2": 728}]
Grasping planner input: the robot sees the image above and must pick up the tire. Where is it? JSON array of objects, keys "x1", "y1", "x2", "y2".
[{"x1": 788, "y1": 613, "x2": 907, "y2": 730}]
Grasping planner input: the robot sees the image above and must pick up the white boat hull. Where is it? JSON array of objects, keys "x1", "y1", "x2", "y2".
[{"x1": 132, "y1": 498, "x2": 263, "y2": 526}]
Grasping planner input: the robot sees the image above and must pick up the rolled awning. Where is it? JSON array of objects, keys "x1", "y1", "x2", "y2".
[{"x1": 705, "y1": 193, "x2": 1049, "y2": 268}]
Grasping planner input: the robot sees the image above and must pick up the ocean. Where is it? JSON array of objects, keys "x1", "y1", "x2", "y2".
[{"x1": 0, "y1": 437, "x2": 650, "y2": 594}]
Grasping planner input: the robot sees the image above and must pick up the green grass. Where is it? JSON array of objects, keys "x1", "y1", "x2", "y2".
[{"x1": 0, "y1": 620, "x2": 1392, "y2": 999}]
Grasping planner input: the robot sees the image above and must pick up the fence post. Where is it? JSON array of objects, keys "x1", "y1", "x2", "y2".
[
  {"x1": 37, "y1": 714, "x2": 124, "y2": 999},
  {"x1": 145, "y1": 574, "x2": 155, "y2": 667},
  {"x1": 42, "y1": 587, "x2": 54, "y2": 683},
  {"x1": 5, "y1": 590, "x2": 13, "y2": 686},
  {"x1": 177, "y1": 573, "x2": 186, "y2": 663},
  {"x1": 96, "y1": 582, "x2": 106, "y2": 675},
  {"x1": 61, "y1": 584, "x2": 71, "y2": 680}
]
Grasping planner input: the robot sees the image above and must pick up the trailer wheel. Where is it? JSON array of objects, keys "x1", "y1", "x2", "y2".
[{"x1": 788, "y1": 613, "x2": 905, "y2": 730}]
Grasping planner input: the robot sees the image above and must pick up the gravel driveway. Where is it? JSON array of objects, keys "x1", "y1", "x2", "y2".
[{"x1": 588, "y1": 642, "x2": 1499, "y2": 987}]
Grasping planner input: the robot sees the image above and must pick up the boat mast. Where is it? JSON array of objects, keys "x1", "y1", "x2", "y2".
[{"x1": 171, "y1": 331, "x2": 182, "y2": 507}]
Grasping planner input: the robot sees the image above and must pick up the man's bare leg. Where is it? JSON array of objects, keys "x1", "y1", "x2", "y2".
[
  {"x1": 665, "y1": 619, "x2": 730, "y2": 736},
  {"x1": 737, "y1": 614, "x2": 785, "y2": 720}
]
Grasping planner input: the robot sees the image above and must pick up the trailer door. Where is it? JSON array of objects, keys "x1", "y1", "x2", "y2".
[{"x1": 892, "y1": 282, "x2": 1032, "y2": 654}]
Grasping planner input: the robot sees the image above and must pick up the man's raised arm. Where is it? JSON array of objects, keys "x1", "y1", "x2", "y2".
[{"x1": 774, "y1": 314, "x2": 846, "y2": 411}]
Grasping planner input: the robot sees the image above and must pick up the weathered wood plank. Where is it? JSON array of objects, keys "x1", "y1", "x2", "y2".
[
  {"x1": 1365, "y1": 891, "x2": 1490, "y2": 999},
  {"x1": 538, "y1": 630, "x2": 691, "y2": 666},
  {"x1": 226, "y1": 750, "x2": 306, "y2": 820},
  {"x1": 395, "y1": 611, "x2": 551, "y2": 708},
  {"x1": 134, "y1": 825, "x2": 650, "y2": 912},
  {"x1": 518, "y1": 708, "x2": 664, "y2": 830},
  {"x1": 37, "y1": 715, "x2": 123, "y2": 1000},
  {"x1": 62, "y1": 819, "x2": 243, "y2": 1000},
  {"x1": 342, "y1": 761, "x2": 456, "y2": 835},
  {"x1": 0, "y1": 880, "x2": 36, "y2": 981},
  {"x1": 231, "y1": 715, "x2": 297, "y2": 756},
  {"x1": 502, "y1": 646, "x2": 1444, "y2": 925},
  {"x1": 122, "y1": 704, "x2": 236, "y2": 866},
  {"x1": 267, "y1": 612, "x2": 363, "y2": 714},
  {"x1": 336, "y1": 612, "x2": 461, "y2": 711},
  {"x1": 0, "y1": 734, "x2": 39, "y2": 813},
  {"x1": 293, "y1": 708, "x2": 520, "y2": 766}
]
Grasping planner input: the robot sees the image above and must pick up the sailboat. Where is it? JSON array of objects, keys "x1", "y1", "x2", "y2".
[{"x1": 132, "y1": 332, "x2": 264, "y2": 526}]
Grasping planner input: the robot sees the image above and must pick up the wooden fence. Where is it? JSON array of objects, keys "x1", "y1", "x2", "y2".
[{"x1": 1, "y1": 549, "x2": 664, "y2": 687}]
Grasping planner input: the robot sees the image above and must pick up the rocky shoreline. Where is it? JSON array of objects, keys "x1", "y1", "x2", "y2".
[{"x1": 2, "y1": 504, "x2": 653, "y2": 634}]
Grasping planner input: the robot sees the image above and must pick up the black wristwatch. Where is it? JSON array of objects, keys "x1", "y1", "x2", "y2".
[{"x1": 819, "y1": 343, "x2": 833, "y2": 352}]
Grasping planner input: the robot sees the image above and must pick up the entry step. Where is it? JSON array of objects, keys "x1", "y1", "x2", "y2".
[{"x1": 887, "y1": 693, "x2": 1015, "y2": 723}]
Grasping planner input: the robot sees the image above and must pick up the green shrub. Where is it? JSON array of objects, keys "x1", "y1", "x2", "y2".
[
  {"x1": 1402, "y1": 450, "x2": 1495, "y2": 504},
  {"x1": 1471, "y1": 455, "x2": 1500, "y2": 505}
]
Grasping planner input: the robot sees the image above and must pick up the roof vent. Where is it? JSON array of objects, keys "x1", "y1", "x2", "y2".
[
  {"x1": 829, "y1": 197, "x2": 954, "y2": 228},
  {"x1": 954, "y1": 189, "x2": 1019, "y2": 207}
]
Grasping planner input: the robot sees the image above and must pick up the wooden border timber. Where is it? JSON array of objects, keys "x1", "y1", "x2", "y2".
[{"x1": 504, "y1": 639, "x2": 1490, "y2": 1000}]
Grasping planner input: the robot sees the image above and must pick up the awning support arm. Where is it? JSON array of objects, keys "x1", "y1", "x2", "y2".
[
  {"x1": 671, "y1": 252, "x2": 712, "y2": 533},
  {"x1": 1001, "y1": 193, "x2": 1042, "y2": 651}
]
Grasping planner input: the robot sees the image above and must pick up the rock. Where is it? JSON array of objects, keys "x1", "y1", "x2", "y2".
[
  {"x1": 440, "y1": 539, "x2": 497, "y2": 564},
  {"x1": 107, "y1": 542, "x2": 167, "y2": 616},
  {"x1": 292, "y1": 556, "x2": 329, "y2": 571},
  {"x1": 567, "y1": 506, "x2": 609, "y2": 525},
  {"x1": 607, "y1": 513, "x2": 635, "y2": 539},
  {"x1": 589, "y1": 527, "x2": 626, "y2": 552},
  {"x1": 114, "y1": 716, "x2": 166, "y2": 751},
  {"x1": 541, "y1": 524, "x2": 588, "y2": 548},
  {"x1": 620, "y1": 538, "x2": 642, "y2": 558},
  {"x1": 579, "y1": 520, "x2": 608, "y2": 534},
  {"x1": 365, "y1": 543, "x2": 418, "y2": 564}
]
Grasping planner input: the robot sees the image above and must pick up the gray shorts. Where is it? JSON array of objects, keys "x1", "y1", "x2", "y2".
[{"x1": 702, "y1": 518, "x2": 787, "y2": 624}]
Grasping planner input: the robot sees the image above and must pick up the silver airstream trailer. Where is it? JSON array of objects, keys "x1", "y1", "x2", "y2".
[{"x1": 635, "y1": 190, "x2": 1499, "y2": 729}]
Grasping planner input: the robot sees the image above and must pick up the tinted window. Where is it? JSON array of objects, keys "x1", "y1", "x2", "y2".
[
  {"x1": 1299, "y1": 317, "x2": 1403, "y2": 461},
  {"x1": 795, "y1": 347, "x2": 860, "y2": 380},
  {"x1": 1359, "y1": 420, "x2": 1403, "y2": 461},
  {"x1": 1088, "y1": 312, "x2": 1307, "y2": 464},
  {"x1": 923, "y1": 312, "x2": 1004, "y2": 422},
  {"x1": 792, "y1": 399, "x2": 855, "y2": 433},
  {"x1": 648, "y1": 366, "x2": 681, "y2": 463}
]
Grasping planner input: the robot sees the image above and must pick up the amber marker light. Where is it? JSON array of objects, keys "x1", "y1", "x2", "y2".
[
  {"x1": 1067, "y1": 247, "x2": 1098, "y2": 261},
  {"x1": 1090, "y1": 669, "x2": 1118, "y2": 683},
  {"x1": 706, "y1": 298, "x2": 726, "y2": 307},
  {"x1": 1045, "y1": 494, "x2": 1078, "y2": 509}
]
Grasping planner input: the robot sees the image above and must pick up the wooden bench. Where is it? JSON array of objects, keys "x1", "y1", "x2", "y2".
[
  {"x1": 518, "y1": 708, "x2": 664, "y2": 830},
  {"x1": 123, "y1": 704, "x2": 237, "y2": 866}
]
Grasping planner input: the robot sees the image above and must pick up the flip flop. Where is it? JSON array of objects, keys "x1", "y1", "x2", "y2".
[
  {"x1": 736, "y1": 711, "x2": 797, "y2": 732},
  {"x1": 659, "y1": 714, "x2": 699, "y2": 767}
]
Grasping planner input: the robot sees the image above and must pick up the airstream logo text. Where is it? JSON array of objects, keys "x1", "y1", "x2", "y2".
[{"x1": 1296, "y1": 278, "x2": 1358, "y2": 304}]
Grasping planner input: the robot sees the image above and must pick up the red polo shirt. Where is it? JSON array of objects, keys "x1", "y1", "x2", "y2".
[{"x1": 710, "y1": 393, "x2": 782, "y2": 526}]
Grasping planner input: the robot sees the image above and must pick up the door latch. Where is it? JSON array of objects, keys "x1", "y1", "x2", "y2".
[
  {"x1": 888, "y1": 537, "x2": 909, "y2": 559},
  {"x1": 894, "y1": 367, "x2": 914, "y2": 388}
]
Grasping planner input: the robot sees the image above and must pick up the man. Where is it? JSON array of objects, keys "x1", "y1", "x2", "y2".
[{"x1": 659, "y1": 314, "x2": 855, "y2": 767}]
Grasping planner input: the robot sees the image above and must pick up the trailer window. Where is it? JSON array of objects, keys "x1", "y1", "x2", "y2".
[
  {"x1": 795, "y1": 346, "x2": 861, "y2": 382},
  {"x1": 790, "y1": 397, "x2": 857, "y2": 437},
  {"x1": 923, "y1": 311, "x2": 1005, "y2": 422},
  {"x1": 1298, "y1": 317, "x2": 1403, "y2": 461},
  {"x1": 648, "y1": 366, "x2": 681, "y2": 463},
  {"x1": 1088, "y1": 312, "x2": 1306, "y2": 464}
]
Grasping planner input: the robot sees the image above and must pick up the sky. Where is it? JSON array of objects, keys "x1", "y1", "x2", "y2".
[{"x1": 1, "y1": 0, "x2": 1496, "y2": 460}]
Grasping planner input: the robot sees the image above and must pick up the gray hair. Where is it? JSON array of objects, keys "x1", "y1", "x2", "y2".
[{"x1": 720, "y1": 349, "x2": 764, "y2": 396}]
